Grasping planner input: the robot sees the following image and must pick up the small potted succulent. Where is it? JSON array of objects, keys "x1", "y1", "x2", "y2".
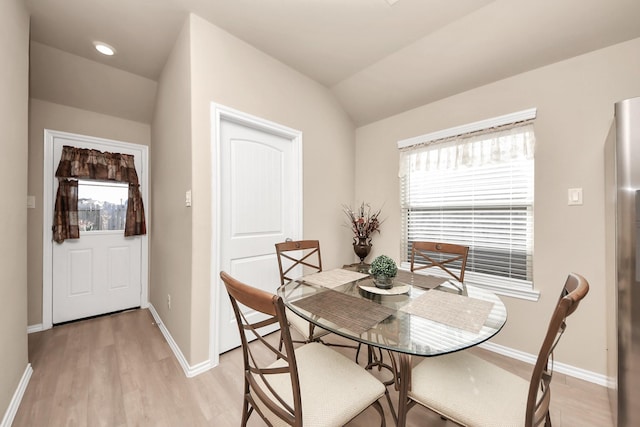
[{"x1": 370, "y1": 255, "x2": 398, "y2": 289}]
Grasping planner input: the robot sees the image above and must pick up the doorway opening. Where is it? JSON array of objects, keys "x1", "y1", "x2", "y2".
[
  {"x1": 42, "y1": 129, "x2": 149, "y2": 329},
  {"x1": 210, "y1": 103, "x2": 302, "y2": 365}
]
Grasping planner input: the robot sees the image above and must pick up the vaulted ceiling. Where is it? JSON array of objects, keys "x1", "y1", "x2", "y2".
[{"x1": 25, "y1": 0, "x2": 640, "y2": 126}]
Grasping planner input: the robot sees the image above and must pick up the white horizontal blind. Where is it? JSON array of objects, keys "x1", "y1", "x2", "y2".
[{"x1": 400, "y1": 123, "x2": 534, "y2": 287}]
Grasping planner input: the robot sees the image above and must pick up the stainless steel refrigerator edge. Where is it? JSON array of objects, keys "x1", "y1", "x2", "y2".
[{"x1": 614, "y1": 96, "x2": 640, "y2": 427}]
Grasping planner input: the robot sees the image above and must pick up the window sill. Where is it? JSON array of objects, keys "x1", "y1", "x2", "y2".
[
  {"x1": 464, "y1": 277, "x2": 540, "y2": 301},
  {"x1": 398, "y1": 263, "x2": 540, "y2": 301}
]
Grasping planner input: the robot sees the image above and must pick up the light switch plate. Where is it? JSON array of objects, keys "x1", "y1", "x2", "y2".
[
  {"x1": 185, "y1": 190, "x2": 192, "y2": 207},
  {"x1": 568, "y1": 188, "x2": 583, "y2": 205},
  {"x1": 27, "y1": 195, "x2": 35, "y2": 209}
]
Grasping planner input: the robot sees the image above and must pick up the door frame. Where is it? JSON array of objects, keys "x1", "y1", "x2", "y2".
[
  {"x1": 42, "y1": 129, "x2": 149, "y2": 330},
  {"x1": 210, "y1": 103, "x2": 302, "y2": 366}
]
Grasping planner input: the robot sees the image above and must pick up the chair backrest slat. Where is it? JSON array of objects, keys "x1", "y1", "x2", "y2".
[
  {"x1": 410, "y1": 241, "x2": 469, "y2": 282},
  {"x1": 525, "y1": 272, "x2": 589, "y2": 426},
  {"x1": 275, "y1": 240, "x2": 322, "y2": 285}
]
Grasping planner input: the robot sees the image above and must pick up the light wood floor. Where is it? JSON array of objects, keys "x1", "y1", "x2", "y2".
[{"x1": 14, "y1": 308, "x2": 613, "y2": 426}]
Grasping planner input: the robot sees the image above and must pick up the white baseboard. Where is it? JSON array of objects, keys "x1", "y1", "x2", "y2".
[
  {"x1": 480, "y1": 341, "x2": 610, "y2": 387},
  {"x1": 147, "y1": 304, "x2": 212, "y2": 378},
  {"x1": 27, "y1": 324, "x2": 44, "y2": 334},
  {"x1": 1, "y1": 364, "x2": 33, "y2": 427}
]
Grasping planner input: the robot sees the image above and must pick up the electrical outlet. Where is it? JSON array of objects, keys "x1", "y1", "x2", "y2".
[{"x1": 167, "y1": 294, "x2": 171, "y2": 310}]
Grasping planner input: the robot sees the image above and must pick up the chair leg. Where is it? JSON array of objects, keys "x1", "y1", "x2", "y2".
[
  {"x1": 353, "y1": 343, "x2": 375, "y2": 365},
  {"x1": 363, "y1": 347, "x2": 397, "y2": 423},
  {"x1": 371, "y1": 400, "x2": 386, "y2": 427},
  {"x1": 384, "y1": 387, "x2": 397, "y2": 425},
  {"x1": 241, "y1": 398, "x2": 250, "y2": 427}
]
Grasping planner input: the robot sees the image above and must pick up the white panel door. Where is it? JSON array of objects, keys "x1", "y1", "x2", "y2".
[
  {"x1": 52, "y1": 233, "x2": 141, "y2": 323},
  {"x1": 51, "y1": 136, "x2": 144, "y2": 324},
  {"x1": 218, "y1": 116, "x2": 301, "y2": 353}
]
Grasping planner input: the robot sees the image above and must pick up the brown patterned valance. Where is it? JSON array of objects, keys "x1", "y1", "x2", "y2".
[{"x1": 53, "y1": 146, "x2": 146, "y2": 243}]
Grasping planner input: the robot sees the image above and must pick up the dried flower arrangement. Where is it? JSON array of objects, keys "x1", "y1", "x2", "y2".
[{"x1": 342, "y1": 202, "x2": 383, "y2": 243}]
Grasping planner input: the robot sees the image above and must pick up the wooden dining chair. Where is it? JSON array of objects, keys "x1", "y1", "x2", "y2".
[
  {"x1": 276, "y1": 240, "x2": 323, "y2": 283},
  {"x1": 398, "y1": 272, "x2": 589, "y2": 427},
  {"x1": 275, "y1": 240, "x2": 330, "y2": 343},
  {"x1": 410, "y1": 241, "x2": 469, "y2": 282},
  {"x1": 220, "y1": 271, "x2": 387, "y2": 427}
]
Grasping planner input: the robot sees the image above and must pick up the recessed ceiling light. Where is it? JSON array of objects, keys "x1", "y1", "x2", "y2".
[{"x1": 93, "y1": 41, "x2": 116, "y2": 56}]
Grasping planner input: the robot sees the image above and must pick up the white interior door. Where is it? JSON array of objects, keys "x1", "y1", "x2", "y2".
[
  {"x1": 217, "y1": 113, "x2": 302, "y2": 354},
  {"x1": 50, "y1": 134, "x2": 146, "y2": 324}
]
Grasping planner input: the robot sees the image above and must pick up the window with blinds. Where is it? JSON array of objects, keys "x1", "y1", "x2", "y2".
[{"x1": 399, "y1": 117, "x2": 536, "y2": 298}]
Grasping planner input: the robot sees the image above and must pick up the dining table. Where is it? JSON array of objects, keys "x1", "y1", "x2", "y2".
[{"x1": 277, "y1": 264, "x2": 507, "y2": 427}]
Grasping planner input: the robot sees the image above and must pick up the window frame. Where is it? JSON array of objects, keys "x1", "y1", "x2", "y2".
[
  {"x1": 77, "y1": 179, "x2": 129, "y2": 233},
  {"x1": 397, "y1": 109, "x2": 540, "y2": 301}
]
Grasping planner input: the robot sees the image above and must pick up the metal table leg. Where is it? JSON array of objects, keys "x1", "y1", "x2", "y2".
[{"x1": 396, "y1": 353, "x2": 412, "y2": 427}]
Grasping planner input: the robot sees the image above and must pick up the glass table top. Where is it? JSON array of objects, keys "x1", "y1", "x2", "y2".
[{"x1": 277, "y1": 267, "x2": 507, "y2": 357}]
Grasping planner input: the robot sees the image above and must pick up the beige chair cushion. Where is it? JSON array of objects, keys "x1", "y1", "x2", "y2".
[
  {"x1": 409, "y1": 351, "x2": 529, "y2": 427},
  {"x1": 286, "y1": 307, "x2": 330, "y2": 341},
  {"x1": 251, "y1": 342, "x2": 385, "y2": 427}
]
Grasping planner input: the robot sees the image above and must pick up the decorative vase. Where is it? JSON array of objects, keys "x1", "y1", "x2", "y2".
[
  {"x1": 374, "y1": 275, "x2": 393, "y2": 289},
  {"x1": 353, "y1": 237, "x2": 372, "y2": 264}
]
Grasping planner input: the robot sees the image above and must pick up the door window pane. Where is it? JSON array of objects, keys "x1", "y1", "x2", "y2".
[{"x1": 77, "y1": 180, "x2": 128, "y2": 231}]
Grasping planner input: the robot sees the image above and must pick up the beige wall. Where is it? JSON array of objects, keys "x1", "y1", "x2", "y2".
[
  {"x1": 603, "y1": 123, "x2": 617, "y2": 414},
  {"x1": 189, "y1": 14, "x2": 357, "y2": 363},
  {"x1": 150, "y1": 20, "x2": 194, "y2": 361},
  {"x1": 149, "y1": 14, "x2": 357, "y2": 365},
  {"x1": 27, "y1": 99, "x2": 151, "y2": 325},
  {"x1": 0, "y1": 0, "x2": 29, "y2": 418},
  {"x1": 189, "y1": 13, "x2": 357, "y2": 269},
  {"x1": 355, "y1": 37, "x2": 640, "y2": 376},
  {"x1": 29, "y1": 41, "x2": 157, "y2": 124}
]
